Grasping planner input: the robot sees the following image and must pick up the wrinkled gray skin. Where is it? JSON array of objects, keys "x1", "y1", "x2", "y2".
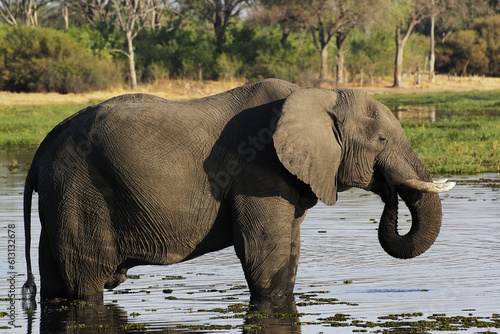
[{"x1": 22, "y1": 79, "x2": 450, "y2": 307}]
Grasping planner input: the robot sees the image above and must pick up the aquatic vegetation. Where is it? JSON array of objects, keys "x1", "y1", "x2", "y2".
[
  {"x1": 162, "y1": 275, "x2": 186, "y2": 280},
  {"x1": 126, "y1": 274, "x2": 141, "y2": 279},
  {"x1": 165, "y1": 296, "x2": 178, "y2": 300},
  {"x1": 120, "y1": 323, "x2": 148, "y2": 330},
  {"x1": 295, "y1": 312, "x2": 500, "y2": 332},
  {"x1": 229, "y1": 285, "x2": 248, "y2": 290}
]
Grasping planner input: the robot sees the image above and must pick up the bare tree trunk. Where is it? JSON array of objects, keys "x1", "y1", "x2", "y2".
[
  {"x1": 62, "y1": 3, "x2": 69, "y2": 30},
  {"x1": 394, "y1": 28, "x2": 405, "y2": 87},
  {"x1": 335, "y1": 34, "x2": 347, "y2": 86},
  {"x1": 336, "y1": 51, "x2": 344, "y2": 86},
  {"x1": 319, "y1": 46, "x2": 329, "y2": 83},
  {"x1": 416, "y1": 64, "x2": 421, "y2": 85},
  {"x1": 429, "y1": 3, "x2": 436, "y2": 83},
  {"x1": 127, "y1": 31, "x2": 138, "y2": 91},
  {"x1": 24, "y1": 0, "x2": 38, "y2": 26},
  {"x1": 214, "y1": 0, "x2": 224, "y2": 54},
  {"x1": 280, "y1": 25, "x2": 289, "y2": 48}
]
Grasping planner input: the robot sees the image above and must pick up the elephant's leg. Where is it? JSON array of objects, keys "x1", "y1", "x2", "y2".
[
  {"x1": 104, "y1": 267, "x2": 128, "y2": 289},
  {"x1": 39, "y1": 227, "x2": 70, "y2": 300},
  {"x1": 232, "y1": 195, "x2": 302, "y2": 306},
  {"x1": 40, "y1": 225, "x2": 111, "y2": 300}
]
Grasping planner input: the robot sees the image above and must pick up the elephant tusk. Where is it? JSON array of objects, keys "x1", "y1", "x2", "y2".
[{"x1": 401, "y1": 179, "x2": 456, "y2": 193}]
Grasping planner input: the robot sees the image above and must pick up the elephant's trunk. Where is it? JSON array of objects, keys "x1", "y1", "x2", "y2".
[
  {"x1": 377, "y1": 162, "x2": 452, "y2": 259},
  {"x1": 378, "y1": 190, "x2": 442, "y2": 259}
]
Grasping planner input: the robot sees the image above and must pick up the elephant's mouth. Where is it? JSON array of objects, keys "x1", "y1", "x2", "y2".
[{"x1": 372, "y1": 172, "x2": 455, "y2": 259}]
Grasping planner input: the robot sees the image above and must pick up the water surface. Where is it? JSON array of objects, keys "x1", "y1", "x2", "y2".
[{"x1": 0, "y1": 150, "x2": 499, "y2": 333}]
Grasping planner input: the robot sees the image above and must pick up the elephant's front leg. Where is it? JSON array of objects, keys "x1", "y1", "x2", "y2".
[{"x1": 232, "y1": 195, "x2": 303, "y2": 307}]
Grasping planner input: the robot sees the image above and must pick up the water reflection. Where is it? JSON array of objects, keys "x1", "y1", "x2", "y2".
[
  {"x1": 393, "y1": 105, "x2": 436, "y2": 122},
  {"x1": 1, "y1": 150, "x2": 499, "y2": 333},
  {"x1": 25, "y1": 298, "x2": 301, "y2": 333}
]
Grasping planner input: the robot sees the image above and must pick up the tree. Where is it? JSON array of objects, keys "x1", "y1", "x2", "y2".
[
  {"x1": 425, "y1": 0, "x2": 462, "y2": 82},
  {"x1": 251, "y1": 0, "x2": 303, "y2": 47},
  {"x1": 297, "y1": 0, "x2": 341, "y2": 84},
  {"x1": 257, "y1": 0, "x2": 386, "y2": 85},
  {"x1": 428, "y1": 0, "x2": 436, "y2": 82},
  {"x1": 111, "y1": 0, "x2": 166, "y2": 90},
  {"x1": 73, "y1": 0, "x2": 112, "y2": 27},
  {"x1": 392, "y1": 0, "x2": 433, "y2": 87},
  {"x1": 414, "y1": 0, "x2": 490, "y2": 82},
  {"x1": 436, "y1": 29, "x2": 488, "y2": 76},
  {"x1": 471, "y1": 15, "x2": 500, "y2": 76},
  {"x1": 330, "y1": 0, "x2": 387, "y2": 85},
  {"x1": 178, "y1": 0, "x2": 252, "y2": 54}
]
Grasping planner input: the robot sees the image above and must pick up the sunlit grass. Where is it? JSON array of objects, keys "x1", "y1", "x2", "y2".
[
  {"x1": 0, "y1": 104, "x2": 86, "y2": 148},
  {"x1": 374, "y1": 90, "x2": 500, "y2": 174},
  {"x1": 403, "y1": 117, "x2": 500, "y2": 174}
]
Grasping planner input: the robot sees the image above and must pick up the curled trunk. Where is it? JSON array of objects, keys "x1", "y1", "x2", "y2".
[
  {"x1": 378, "y1": 190, "x2": 442, "y2": 259},
  {"x1": 377, "y1": 158, "x2": 446, "y2": 259}
]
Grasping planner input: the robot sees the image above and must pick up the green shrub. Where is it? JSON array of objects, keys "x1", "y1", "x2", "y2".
[
  {"x1": 436, "y1": 30, "x2": 489, "y2": 76},
  {"x1": 0, "y1": 25, "x2": 121, "y2": 93}
]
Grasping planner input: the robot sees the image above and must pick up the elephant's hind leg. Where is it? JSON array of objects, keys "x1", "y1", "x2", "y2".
[{"x1": 39, "y1": 227, "x2": 71, "y2": 300}]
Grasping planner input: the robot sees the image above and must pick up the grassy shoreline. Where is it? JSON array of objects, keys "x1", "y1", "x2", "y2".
[{"x1": 1, "y1": 90, "x2": 499, "y2": 174}]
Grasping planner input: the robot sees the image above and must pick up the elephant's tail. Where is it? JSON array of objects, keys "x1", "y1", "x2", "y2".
[{"x1": 22, "y1": 168, "x2": 37, "y2": 304}]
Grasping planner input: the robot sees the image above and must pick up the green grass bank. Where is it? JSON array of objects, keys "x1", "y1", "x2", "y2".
[
  {"x1": 1, "y1": 90, "x2": 499, "y2": 174},
  {"x1": 374, "y1": 90, "x2": 500, "y2": 174}
]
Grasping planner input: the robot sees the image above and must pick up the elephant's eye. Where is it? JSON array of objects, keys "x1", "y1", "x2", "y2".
[{"x1": 378, "y1": 134, "x2": 388, "y2": 143}]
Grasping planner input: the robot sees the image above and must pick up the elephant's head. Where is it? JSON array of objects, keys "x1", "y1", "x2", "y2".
[{"x1": 273, "y1": 88, "x2": 455, "y2": 259}]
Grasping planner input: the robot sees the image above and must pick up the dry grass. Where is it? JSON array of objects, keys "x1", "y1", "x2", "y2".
[
  {"x1": 0, "y1": 79, "x2": 247, "y2": 106},
  {"x1": 333, "y1": 74, "x2": 500, "y2": 95},
  {"x1": 2, "y1": 75, "x2": 500, "y2": 106}
]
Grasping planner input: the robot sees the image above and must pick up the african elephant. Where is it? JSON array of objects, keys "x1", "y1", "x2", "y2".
[{"x1": 22, "y1": 78, "x2": 454, "y2": 306}]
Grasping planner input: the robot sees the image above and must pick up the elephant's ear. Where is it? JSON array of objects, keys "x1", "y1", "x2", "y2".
[{"x1": 273, "y1": 88, "x2": 342, "y2": 206}]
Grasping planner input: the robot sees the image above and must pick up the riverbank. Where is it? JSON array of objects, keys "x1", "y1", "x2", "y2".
[{"x1": 1, "y1": 78, "x2": 499, "y2": 174}]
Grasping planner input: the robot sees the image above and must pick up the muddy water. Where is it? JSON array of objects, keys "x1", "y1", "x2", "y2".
[{"x1": 0, "y1": 149, "x2": 499, "y2": 333}]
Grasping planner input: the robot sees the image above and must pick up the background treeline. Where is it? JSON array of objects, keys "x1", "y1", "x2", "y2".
[{"x1": 1, "y1": 0, "x2": 500, "y2": 93}]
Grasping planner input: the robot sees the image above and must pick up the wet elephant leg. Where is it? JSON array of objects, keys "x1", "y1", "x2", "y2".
[
  {"x1": 232, "y1": 195, "x2": 302, "y2": 307},
  {"x1": 39, "y1": 227, "x2": 70, "y2": 300}
]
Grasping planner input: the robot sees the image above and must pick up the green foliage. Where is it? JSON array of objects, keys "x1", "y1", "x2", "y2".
[
  {"x1": 6, "y1": 10, "x2": 500, "y2": 91},
  {"x1": 474, "y1": 15, "x2": 500, "y2": 76},
  {"x1": 132, "y1": 21, "x2": 317, "y2": 82},
  {"x1": 436, "y1": 30, "x2": 489, "y2": 76},
  {"x1": 0, "y1": 24, "x2": 120, "y2": 93},
  {"x1": 133, "y1": 19, "x2": 216, "y2": 81},
  {"x1": 241, "y1": 26, "x2": 317, "y2": 83},
  {"x1": 404, "y1": 33, "x2": 430, "y2": 72},
  {"x1": 347, "y1": 28, "x2": 395, "y2": 83},
  {"x1": 66, "y1": 24, "x2": 116, "y2": 59},
  {"x1": 215, "y1": 53, "x2": 243, "y2": 79},
  {"x1": 436, "y1": 15, "x2": 500, "y2": 76}
]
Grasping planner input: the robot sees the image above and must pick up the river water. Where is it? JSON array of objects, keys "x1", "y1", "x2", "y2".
[{"x1": 0, "y1": 149, "x2": 499, "y2": 333}]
